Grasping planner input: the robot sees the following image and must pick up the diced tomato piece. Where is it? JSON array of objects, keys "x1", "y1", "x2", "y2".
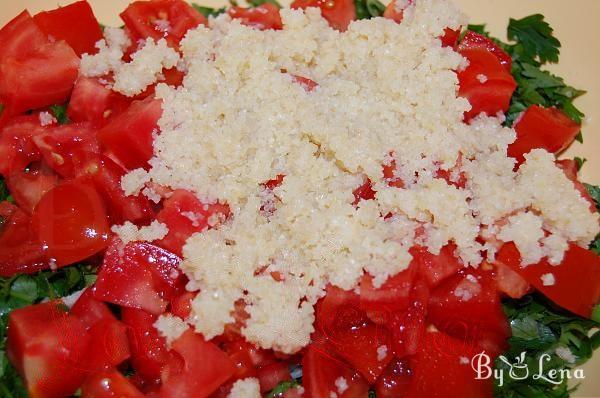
[
  {"x1": 458, "y1": 31, "x2": 512, "y2": 72},
  {"x1": 353, "y1": 177, "x2": 376, "y2": 204},
  {"x1": 170, "y1": 291, "x2": 197, "y2": 319},
  {"x1": 359, "y1": 264, "x2": 417, "y2": 314},
  {"x1": 121, "y1": 308, "x2": 174, "y2": 383},
  {"x1": 383, "y1": 0, "x2": 410, "y2": 24},
  {"x1": 156, "y1": 189, "x2": 230, "y2": 256},
  {"x1": 291, "y1": 75, "x2": 319, "y2": 92},
  {"x1": 7, "y1": 301, "x2": 91, "y2": 398},
  {"x1": 221, "y1": 339, "x2": 276, "y2": 370},
  {"x1": 32, "y1": 177, "x2": 110, "y2": 267},
  {"x1": 120, "y1": 0, "x2": 207, "y2": 48},
  {"x1": 508, "y1": 105, "x2": 581, "y2": 164},
  {"x1": 32, "y1": 122, "x2": 100, "y2": 178},
  {"x1": 440, "y1": 27, "x2": 461, "y2": 48},
  {"x1": 6, "y1": 166, "x2": 59, "y2": 214},
  {"x1": 458, "y1": 48, "x2": 517, "y2": 121},
  {"x1": 302, "y1": 344, "x2": 370, "y2": 398},
  {"x1": 556, "y1": 159, "x2": 596, "y2": 211},
  {"x1": 98, "y1": 97, "x2": 163, "y2": 170},
  {"x1": 33, "y1": 1, "x2": 104, "y2": 56},
  {"x1": 375, "y1": 358, "x2": 413, "y2": 398},
  {"x1": 70, "y1": 288, "x2": 116, "y2": 328},
  {"x1": 94, "y1": 239, "x2": 183, "y2": 314},
  {"x1": 257, "y1": 361, "x2": 292, "y2": 392},
  {"x1": 0, "y1": 202, "x2": 47, "y2": 277},
  {"x1": 224, "y1": 344, "x2": 258, "y2": 382},
  {"x1": 497, "y1": 242, "x2": 600, "y2": 318},
  {"x1": 382, "y1": 156, "x2": 405, "y2": 189},
  {"x1": 158, "y1": 330, "x2": 236, "y2": 398},
  {"x1": 428, "y1": 269, "x2": 510, "y2": 357},
  {"x1": 68, "y1": 77, "x2": 133, "y2": 127},
  {"x1": 291, "y1": 0, "x2": 356, "y2": 31},
  {"x1": 435, "y1": 153, "x2": 467, "y2": 189},
  {"x1": 389, "y1": 279, "x2": 428, "y2": 358},
  {"x1": 86, "y1": 318, "x2": 131, "y2": 371},
  {"x1": 0, "y1": 115, "x2": 44, "y2": 177},
  {"x1": 85, "y1": 155, "x2": 155, "y2": 225},
  {"x1": 82, "y1": 370, "x2": 145, "y2": 398},
  {"x1": 0, "y1": 11, "x2": 47, "y2": 61},
  {"x1": 406, "y1": 331, "x2": 493, "y2": 398},
  {"x1": 228, "y1": 4, "x2": 283, "y2": 30},
  {"x1": 493, "y1": 261, "x2": 530, "y2": 299},
  {"x1": 410, "y1": 244, "x2": 463, "y2": 288},
  {"x1": 0, "y1": 40, "x2": 79, "y2": 115}
]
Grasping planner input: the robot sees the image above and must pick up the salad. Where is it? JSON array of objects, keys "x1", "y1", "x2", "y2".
[{"x1": 0, "y1": 0, "x2": 599, "y2": 398}]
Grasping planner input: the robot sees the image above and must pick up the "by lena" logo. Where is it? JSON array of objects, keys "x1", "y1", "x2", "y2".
[{"x1": 471, "y1": 351, "x2": 585, "y2": 387}]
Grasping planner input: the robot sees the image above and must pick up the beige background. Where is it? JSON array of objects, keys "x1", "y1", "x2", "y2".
[{"x1": 1, "y1": 0, "x2": 599, "y2": 396}]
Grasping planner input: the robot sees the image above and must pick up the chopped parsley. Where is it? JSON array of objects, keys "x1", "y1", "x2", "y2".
[
  {"x1": 585, "y1": 184, "x2": 600, "y2": 255},
  {"x1": 266, "y1": 380, "x2": 301, "y2": 397},
  {"x1": 192, "y1": 3, "x2": 227, "y2": 18},
  {"x1": 247, "y1": 0, "x2": 282, "y2": 8},
  {"x1": 355, "y1": 0, "x2": 386, "y2": 20},
  {"x1": 49, "y1": 104, "x2": 70, "y2": 125}
]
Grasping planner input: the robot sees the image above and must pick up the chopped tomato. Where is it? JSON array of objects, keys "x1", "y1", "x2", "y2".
[
  {"x1": 383, "y1": 0, "x2": 410, "y2": 24},
  {"x1": 33, "y1": 1, "x2": 104, "y2": 56},
  {"x1": 158, "y1": 330, "x2": 236, "y2": 398},
  {"x1": 556, "y1": 159, "x2": 596, "y2": 211},
  {"x1": 389, "y1": 279, "x2": 428, "y2": 358},
  {"x1": 410, "y1": 244, "x2": 463, "y2": 288},
  {"x1": 359, "y1": 264, "x2": 417, "y2": 314},
  {"x1": 228, "y1": 4, "x2": 283, "y2": 30},
  {"x1": 120, "y1": 0, "x2": 207, "y2": 48},
  {"x1": 302, "y1": 344, "x2": 370, "y2": 398},
  {"x1": 291, "y1": 75, "x2": 319, "y2": 92},
  {"x1": 508, "y1": 105, "x2": 581, "y2": 164},
  {"x1": 458, "y1": 31, "x2": 512, "y2": 72},
  {"x1": 0, "y1": 11, "x2": 47, "y2": 61},
  {"x1": 457, "y1": 48, "x2": 517, "y2": 121},
  {"x1": 257, "y1": 361, "x2": 292, "y2": 392},
  {"x1": 353, "y1": 177, "x2": 376, "y2": 204},
  {"x1": 68, "y1": 77, "x2": 132, "y2": 127},
  {"x1": 82, "y1": 370, "x2": 145, "y2": 398},
  {"x1": 497, "y1": 242, "x2": 600, "y2": 318},
  {"x1": 93, "y1": 239, "x2": 183, "y2": 314},
  {"x1": 440, "y1": 27, "x2": 461, "y2": 48},
  {"x1": 98, "y1": 97, "x2": 163, "y2": 170},
  {"x1": 0, "y1": 202, "x2": 47, "y2": 277},
  {"x1": 32, "y1": 122, "x2": 100, "y2": 178},
  {"x1": 7, "y1": 301, "x2": 91, "y2": 398},
  {"x1": 121, "y1": 308, "x2": 173, "y2": 383},
  {"x1": 86, "y1": 318, "x2": 131, "y2": 371},
  {"x1": 375, "y1": 358, "x2": 413, "y2": 398},
  {"x1": 428, "y1": 269, "x2": 510, "y2": 357},
  {"x1": 0, "y1": 115, "x2": 44, "y2": 177},
  {"x1": 156, "y1": 189, "x2": 231, "y2": 256},
  {"x1": 170, "y1": 291, "x2": 196, "y2": 319},
  {"x1": 32, "y1": 177, "x2": 110, "y2": 267},
  {"x1": 435, "y1": 153, "x2": 467, "y2": 189},
  {"x1": 70, "y1": 288, "x2": 116, "y2": 328},
  {"x1": 0, "y1": 40, "x2": 79, "y2": 115},
  {"x1": 6, "y1": 165, "x2": 59, "y2": 214},
  {"x1": 291, "y1": 0, "x2": 356, "y2": 31},
  {"x1": 406, "y1": 331, "x2": 493, "y2": 398},
  {"x1": 86, "y1": 155, "x2": 155, "y2": 225},
  {"x1": 382, "y1": 156, "x2": 405, "y2": 188},
  {"x1": 493, "y1": 261, "x2": 530, "y2": 299}
]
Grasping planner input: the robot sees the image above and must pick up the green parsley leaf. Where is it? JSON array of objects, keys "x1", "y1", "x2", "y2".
[
  {"x1": 0, "y1": 178, "x2": 9, "y2": 203},
  {"x1": 50, "y1": 104, "x2": 70, "y2": 125},
  {"x1": 355, "y1": 0, "x2": 386, "y2": 20},
  {"x1": 507, "y1": 14, "x2": 561, "y2": 64},
  {"x1": 574, "y1": 157, "x2": 587, "y2": 171},
  {"x1": 465, "y1": 23, "x2": 490, "y2": 37},
  {"x1": 192, "y1": 3, "x2": 227, "y2": 18},
  {"x1": 247, "y1": 0, "x2": 282, "y2": 8},
  {"x1": 266, "y1": 380, "x2": 301, "y2": 398}
]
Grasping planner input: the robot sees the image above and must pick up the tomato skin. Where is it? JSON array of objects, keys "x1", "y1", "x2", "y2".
[
  {"x1": 32, "y1": 122, "x2": 100, "y2": 178},
  {"x1": 82, "y1": 370, "x2": 145, "y2": 398},
  {"x1": 0, "y1": 202, "x2": 47, "y2": 277},
  {"x1": 0, "y1": 40, "x2": 79, "y2": 115},
  {"x1": 6, "y1": 166, "x2": 59, "y2": 214},
  {"x1": 156, "y1": 189, "x2": 231, "y2": 256},
  {"x1": 291, "y1": 75, "x2": 319, "y2": 92},
  {"x1": 120, "y1": 0, "x2": 207, "y2": 48},
  {"x1": 0, "y1": 11, "x2": 47, "y2": 61},
  {"x1": 497, "y1": 242, "x2": 600, "y2": 318},
  {"x1": 228, "y1": 4, "x2": 283, "y2": 30},
  {"x1": 32, "y1": 178, "x2": 110, "y2": 267},
  {"x1": 457, "y1": 48, "x2": 517, "y2": 121},
  {"x1": 98, "y1": 97, "x2": 163, "y2": 170},
  {"x1": 375, "y1": 358, "x2": 412, "y2": 398},
  {"x1": 0, "y1": 115, "x2": 44, "y2": 177},
  {"x1": 7, "y1": 301, "x2": 92, "y2": 398},
  {"x1": 33, "y1": 1, "x2": 104, "y2": 57},
  {"x1": 86, "y1": 155, "x2": 155, "y2": 225},
  {"x1": 508, "y1": 105, "x2": 581, "y2": 164},
  {"x1": 302, "y1": 344, "x2": 370, "y2": 398},
  {"x1": 157, "y1": 330, "x2": 236, "y2": 398},
  {"x1": 406, "y1": 331, "x2": 493, "y2": 398},
  {"x1": 291, "y1": 0, "x2": 356, "y2": 31},
  {"x1": 458, "y1": 31, "x2": 512, "y2": 72}
]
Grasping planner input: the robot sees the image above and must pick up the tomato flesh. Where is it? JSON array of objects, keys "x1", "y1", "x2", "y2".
[
  {"x1": 70, "y1": 288, "x2": 116, "y2": 328},
  {"x1": 33, "y1": 1, "x2": 104, "y2": 56},
  {"x1": 375, "y1": 358, "x2": 412, "y2": 398},
  {"x1": 458, "y1": 31, "x2": 512, "y2": 72},
  {"x1": 82, "y1": 370, "x2": 145, "y2": 398},
  {"x1": 0, "y1": 115, "x2": 44, "y2": 177},
  {"x1": 228, "y1": 4, "x2": 283, "y2": 30},
  {"x1": 291, "y1": 0, "x2": 356, "y2": 31},
  {"x1": 68, "y1": 77, "x2": 133, "y2": 127},
  {"x1": 6, "y1": 166, "x2": 59, "y2": 214},
  {"x1": 410, "y1": 244, "x2": 463, "y2": 288}
]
